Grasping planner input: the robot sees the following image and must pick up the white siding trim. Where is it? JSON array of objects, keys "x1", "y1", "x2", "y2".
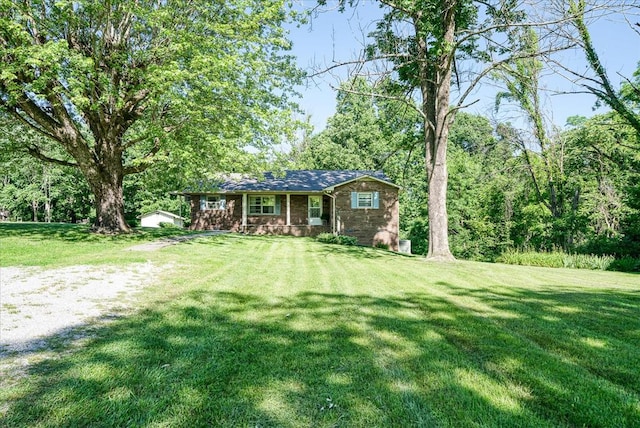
[
  {"x1": 286, "y1": 194, "x2": 291, "y2": 226},
  {"x1": 242, "y1": 193, "x2": 247, "y2": 227}
]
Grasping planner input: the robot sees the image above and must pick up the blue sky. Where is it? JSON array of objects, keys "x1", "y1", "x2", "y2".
[{"x1": 285, "y1": 2, "x2": 640, "y2": 133}]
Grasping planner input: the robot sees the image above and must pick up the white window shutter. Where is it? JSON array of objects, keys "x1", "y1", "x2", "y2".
[
  {"x1": 219, "y1": 195, "x2": 226, "y2": 210},
  {"x1": 275, "y1": 196, "x2": 281, "y2": 215},
  {"x1": 351, "y1": 192, "x2": 357, "y2": 208},
  {"x1": 373, "y1": 192, "x2": 380, "y2": 209},
  {"x1": 200, "y1": 195, "x2": 206, "y2": 210}
]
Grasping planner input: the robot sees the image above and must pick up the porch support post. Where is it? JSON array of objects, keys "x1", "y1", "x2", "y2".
[
  {"x1": 332, "y1": 194, "x2": 336, "y2": 235},
  {"x1": 325, "y1": 191, "x2": 337, "y2": 235},
  {"x1": 286, "y1": 193, "x2": 291, "y2": 226},
  {"x1": 242, "y1": 193, "x2": 247, "y2": 229}
]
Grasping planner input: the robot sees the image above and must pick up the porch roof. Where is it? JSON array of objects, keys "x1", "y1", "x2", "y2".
[{"x1": 182, "y1": 170, "x2": 399, "y2": 194}]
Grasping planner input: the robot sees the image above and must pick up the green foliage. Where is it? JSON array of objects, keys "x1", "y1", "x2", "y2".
[
  {"x1": 404, "y1": 216, "x2": 429, "y2": 256},
  {"x1": 316, "y1": 233, "x2": 358, "y2": 246},
  {"x1": 158, "y1": 222, "x2": 181, "y2": 229},
  {"x1": 123, "y1": 164, "x2": 190, "y2": 226},
  {"x1": 290, "y1": 78, "x2": 391, "y2": 171},
  {"x1": 0, "y1": 144, "x2": 93, "y2": 223},
  {"x1": 0, "y1": 0, "x2": 303, "y2": 231},
  {"x1": 448, "y1": 112, "x2": 495, "y2": 154},
  {"x1": 608, "y1": 257, "x2": 640, "y2": 273},
  {"x1": 497, "y1": 249, "x2": 619, "y2": 271}
]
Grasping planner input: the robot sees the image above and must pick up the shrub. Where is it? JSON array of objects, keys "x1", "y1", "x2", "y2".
[
  {"x1": 608, "y1": 257, "x2": 640, "y2": 272},
  {"x1": 497, "y1": 249, "x2": 618, "y2": 271},
  {"x1": 316, "y1": 232, "x2": 338, "y2": 244},
  {"x1": 316, "y1": 233, "x2": 358, "y2": 246},
  {"x1": 338, "y1": 235, "x2": 358, "y2": 246},
  {"x1": 374, "y1": 242, "x2": 390, "y2": 250},
  {"x1": 562, "y1": 253, "x2": 615, "y2": 270},
  {"x1": 158, "y1": 222, "x2": 181, "y2": 229}
]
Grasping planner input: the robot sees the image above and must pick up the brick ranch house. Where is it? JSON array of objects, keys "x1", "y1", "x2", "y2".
[{"x1": 180, "y1": 170, "x2": 400, "y2": 251}]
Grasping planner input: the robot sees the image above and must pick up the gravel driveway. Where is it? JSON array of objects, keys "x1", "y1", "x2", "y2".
[{"x1": 0, "y1": 263, "x2": 161, "y2": 356}]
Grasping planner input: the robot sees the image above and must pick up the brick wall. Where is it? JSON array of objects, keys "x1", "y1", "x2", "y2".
[
  {"x1": 189, "y1": 193, "x2": 333, "y2": 232},
  {"x1": 188, "y1": 187, "x2": 399, "y2": 249},
  {"x1": 190, "y1": 194, "x2": 243, "y2": 231},
  {"x1": 289, "y1": 195, "x2": 308, "y2": 225},
  {"x1": 334, "y1": 180, "x2": 399, "y2": 251}
]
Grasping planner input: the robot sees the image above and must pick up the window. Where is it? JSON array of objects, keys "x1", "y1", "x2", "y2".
[
  {"x1": 351, "y1": 191, "x2": 380, "y2": 209},
  {"x1": 249, "y1": 195, "x2": 276, "y2": 215},
  {"x1": 308, "y1": 195, "x2": 322, "y2": 219},
  {"x1": 357, "y1": 192, "x2": 373, "y2": 208},
  {"x1": 200, "y1": 195, "x2": 226, "y2": 210}
]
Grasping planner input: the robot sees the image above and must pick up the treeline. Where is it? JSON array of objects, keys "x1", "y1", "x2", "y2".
[
  {"x1": 0, "y1": 160, "x2": 187, "y2": 227},
  {"x1": 0, "y1": 133, "x2": 188, "y2": 227},
  {"x1": 284, "y1": 78, "x2": 640, "y2": 267}
]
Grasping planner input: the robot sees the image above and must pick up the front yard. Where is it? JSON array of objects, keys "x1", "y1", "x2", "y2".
[{"x1": 1, "y1": 224, "x2": 639, "y2": 427}]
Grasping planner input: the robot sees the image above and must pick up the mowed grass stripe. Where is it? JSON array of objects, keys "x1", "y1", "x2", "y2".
[
  {"x1": 333, "y1": 261, "x2": 556, "y2": 426},
  {"x1": 456, "y1": 286, "x2": 640, "y2": 395},
  {"x1": 408, "y1": 266, "x2": 640, "y2": 396},
  {"x1": 391, "y1": 261, "x2": 640, "y2": 427}
]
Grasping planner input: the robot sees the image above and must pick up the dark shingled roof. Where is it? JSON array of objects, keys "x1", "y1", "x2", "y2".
[{"x1": 185, "y1": 170, "x2": 398, "y2": 193}]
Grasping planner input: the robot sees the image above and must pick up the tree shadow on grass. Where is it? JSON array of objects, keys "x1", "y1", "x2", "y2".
[
  {"x1": 0, "y1": 222, "x2": 198, "y2": 243},
  {"x1": 435, "y1": 282, "x2": 640, "y2": 395},
  {"x1": 312, "y1": 242, "x2": 415, "y2": 260},
  {"x1": 2, "y1": 289, "x2": 639, "y2": 427}
]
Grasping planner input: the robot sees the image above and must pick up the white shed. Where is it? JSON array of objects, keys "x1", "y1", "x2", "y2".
[{"x1": 139, "y1": 210, "x2": 184, "y2": 228}]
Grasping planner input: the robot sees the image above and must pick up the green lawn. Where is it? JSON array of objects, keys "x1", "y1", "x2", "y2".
[{"x1": 1, "y1": 224, "x2": 639, "y2": 427}]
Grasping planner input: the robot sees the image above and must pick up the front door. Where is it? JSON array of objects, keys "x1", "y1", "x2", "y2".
[{"x1": 308, "y1": 195, "x2": 322, "y2": 225}]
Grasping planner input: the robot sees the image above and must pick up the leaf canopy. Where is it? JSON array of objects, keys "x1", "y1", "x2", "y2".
[{"x1": 0, "y1": 0, "x2": 303, "y2": 175}]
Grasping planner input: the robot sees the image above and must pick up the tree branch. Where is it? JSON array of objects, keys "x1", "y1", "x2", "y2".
[
  {"x1": 568, "y1": 0, "x2": 640, "y2": 134},
  {"x1": 8, "y1": 108, "x2": 59, "y2": 142},
  {"x1": 122, "y1": 137, "x2": 162, "y2": 175},
  {"x1": 456, "y1": 44, "x2": 573, "y2": 110},
  {"x1": 26, "y1": 145, "x2": 78, "y2": 168},
  {"x1": 329, "y1": 82, "x2": 425, "y2": 119}
]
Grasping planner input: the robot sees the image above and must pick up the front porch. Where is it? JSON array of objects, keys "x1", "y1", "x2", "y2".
[{"x1": 190, "y1": 192, "x2": 335, "y2": 235}]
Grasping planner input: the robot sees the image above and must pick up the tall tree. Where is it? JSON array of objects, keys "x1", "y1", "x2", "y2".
[
  {"x1": 321, "y1": 0, "x2": 575, "y2": 260},
  {"x1": 564, "y1": 113, "x2": 640, "y2": 257},
  {"x1": 0, "y1": 0, "x2": 301, "y2": 232}
]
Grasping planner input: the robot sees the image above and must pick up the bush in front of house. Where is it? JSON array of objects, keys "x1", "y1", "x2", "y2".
[
  {"x1": 159, "y1": 222, "x2": 182, "y2": 229},
  {"x1": 317, "y1": 233, "x2": 358, "y2": 246}
]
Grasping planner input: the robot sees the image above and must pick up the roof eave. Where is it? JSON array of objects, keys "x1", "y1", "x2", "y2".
[
  {"x1": 176, "y1": 189, "x2": 327, "y2": 195},
  {"x1": 324, "y1": 174, "x2": 402, "y2": 191}
]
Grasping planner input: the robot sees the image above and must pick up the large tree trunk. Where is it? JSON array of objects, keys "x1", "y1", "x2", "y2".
[
  {"x1": 418, "y1": 1, "x2": 456, "y2": 261},
  {"x1": 92, "y1": 177, "x2": 130, "y2": 234},
  {"x1": 426, "y1": 135, "x2": 453, "y2": 260},
  {"x1": 82, "y1": 147, "x2": 131, "y2": 234}
]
